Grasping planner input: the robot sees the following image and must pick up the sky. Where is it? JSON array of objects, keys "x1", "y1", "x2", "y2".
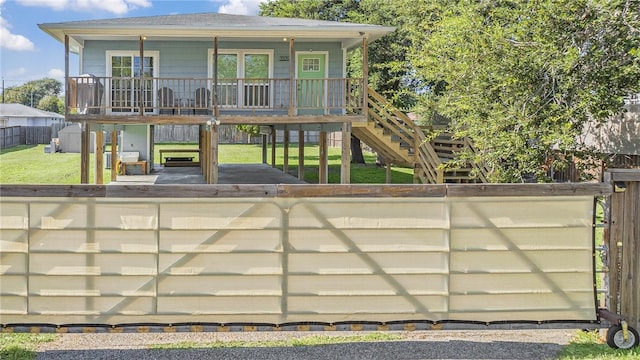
[{"x1": 0, "y1": 0, "x2": 267, "y2": 90}]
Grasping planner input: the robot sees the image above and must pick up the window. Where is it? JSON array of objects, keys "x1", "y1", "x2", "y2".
[
  {"x1": 209, "y1": 50, "x2": 272, "y2": 108},
  {"x1": 107, "y1": 51, "x2": 158, "y2": 113},
  {"x1": 302, "y1": 58, "x2": 321, "y2": 72}
]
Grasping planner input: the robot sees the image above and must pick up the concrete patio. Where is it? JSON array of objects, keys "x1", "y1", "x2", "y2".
[{"x1": 110, "y1": 164, "x2": 306, "y2": 185}]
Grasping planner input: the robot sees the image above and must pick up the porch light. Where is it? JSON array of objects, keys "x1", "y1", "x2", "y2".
[
  {"x1": 140, "y1": 35, "x2": 147, "y2": 40},
  {"x1": 283, "y1": 37, "x2": 287, "y2": 41}
]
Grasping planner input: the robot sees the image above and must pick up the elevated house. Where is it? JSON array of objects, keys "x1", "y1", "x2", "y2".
[
  {"x1": 38, "y1": 13, "x2": 391, "y2": 184},
  {"x1": 39, "y1": 12, "x2": 489, "y2": 185}
]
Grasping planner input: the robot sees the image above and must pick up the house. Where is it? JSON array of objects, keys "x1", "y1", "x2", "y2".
[
  {"x1": 38, "y1": 12, "x2": 395, "y2": 184},
  {"x1": 0, "y1": 103, "x2": 65, "y2": 127}
]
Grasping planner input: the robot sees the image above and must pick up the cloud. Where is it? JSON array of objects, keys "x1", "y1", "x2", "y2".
[
  {"x1": 217, "y1": 0, "x2": 263, "y2": 15},
  {"x1": 16, "y1": 0, "x2": 152, "y2": 15},
  {"x1": 0, "y1": 16, "x2": 35, "y2": 51},
  {"x1": 48, "y1": 68, "x2": 65, "y2": 81}
]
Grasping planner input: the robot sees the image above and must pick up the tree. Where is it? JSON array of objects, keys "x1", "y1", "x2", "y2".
[
  {"x1": 38, "y1": 95, "x2": 64, "y2": 114},
  {"x1": 402, "y1": 0, "x2": 640, "y2": 182},
  {"x1": 2, "y1": 78, "x2": 64, "y2": 113},
  {"x1": 260, "y1": 0, "x2": 415, "y2": 163}
]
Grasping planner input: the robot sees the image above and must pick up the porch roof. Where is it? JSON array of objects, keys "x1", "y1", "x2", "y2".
[{"x1": 39, "y1": 12, "x2": 395, "y2": 52}]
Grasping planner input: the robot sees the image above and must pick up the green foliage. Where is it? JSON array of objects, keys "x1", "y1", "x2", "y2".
[
  {"x1": 150, "y1": 332, "x2": 402, "y2": 350},
  {"x1": 558, "y1": 330, "x2": 640, "y2": 359},
  {"x1": 2, "y1": 78, "x2": 63, "y2": 112},
  {"x1": 402, "y1": 0, "x2": 640, "y2": 182},
  {"x1": 37, "y1": 95, "x2": 64, "y2": 114},
  {"x1": 0, "y1": 333, "x2": 57, "y2": 360}
]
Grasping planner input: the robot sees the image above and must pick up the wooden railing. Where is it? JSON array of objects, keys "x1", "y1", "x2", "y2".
[
  {"x1": 366, "y1": 87, "x2": 444, "y2": 184},
  {"x1": 67, "y1": 76, "x2": 364, "y2": 116}
]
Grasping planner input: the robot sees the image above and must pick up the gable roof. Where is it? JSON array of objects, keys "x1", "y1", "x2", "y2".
[
  {"x1": 0, "y1": 103, "x2": 65, "y2": 119},
  {"x1": 39, "y1": 12, "x2": 395, "y2": 52}
]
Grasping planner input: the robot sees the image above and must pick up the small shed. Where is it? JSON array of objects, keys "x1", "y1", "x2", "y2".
[{"x1": 58, "y1": 125, "x2": 96, "y2": 153}]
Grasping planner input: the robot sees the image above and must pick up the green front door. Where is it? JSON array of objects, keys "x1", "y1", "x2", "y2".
[{"x1": 297, "y1": 53, "x2": 326, "y2": 115}]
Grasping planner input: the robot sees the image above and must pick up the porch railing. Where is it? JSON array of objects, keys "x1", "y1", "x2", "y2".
[{"x1": 67, "y1": 76, "x2": 364, "y2": 116}]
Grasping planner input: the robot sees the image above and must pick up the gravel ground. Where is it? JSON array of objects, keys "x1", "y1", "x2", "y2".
[{"x1": 35, "y1": 329, "x2": 578, "y2": 359}]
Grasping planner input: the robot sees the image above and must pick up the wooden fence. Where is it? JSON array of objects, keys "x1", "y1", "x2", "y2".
[
  {"x1": 605, "y1": 169, "x2": 640, "y2": 330},
  {"x1": 0, "y1": 124, "x2": 68, "y2": 149},
  {"x1": 153, "y1": 125, "x2": 319, "y2": 144}
]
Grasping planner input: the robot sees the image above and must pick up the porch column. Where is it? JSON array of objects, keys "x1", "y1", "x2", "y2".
[
  {"x1": 210, "y1": 122, "x2": 219, "y2": 184},
  {"x1": 271, "y1": 129, "x2": 277, "y2": 168},
  {"x1": 110, "y1": 129, "x2": 118, "y2": 182},
  {"x1": 262, "y1": 134, "x2": 268, "y2": 164},
  {"x1": 64, "y1": 34, "x2": 69, "y2": 118},
  {"x1": 95, "y1": 128, "x2": 104, "y2": 184},
  {"x1": 341, "y1": 123, "x2": 351, "y2": 184},
  {"x1": 81, "y1": 121, "x2": 89, "y2": 184},
  {"x1": 289, "y1": 38, "x2": 295, "y2": 116},
  {"x1": 362, "y1": 36, "x2": 369, "y2": 115},
  {"x1": 138, "y1": 35, "x2": 145, "y2": 115},
  {"x1": 213, "y1": 36, "x2": 219, "y2": 117},
  {"x1": 298, "y1": 130, "x2": 305, "y2": 180},
  {"x1": 283, "y1": 126, "x2": 289, "y2": 174},
  {"x1": 319, "y1": 131, "x2": 328, "y2": 184}
]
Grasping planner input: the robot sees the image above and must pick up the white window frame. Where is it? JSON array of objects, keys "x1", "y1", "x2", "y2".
[
  {"x1": 106, "y1": 50, "x2": 160, "y2": 115},
  {"x1": 208, "y1": 49, "x2": 274, "y2": 109}
]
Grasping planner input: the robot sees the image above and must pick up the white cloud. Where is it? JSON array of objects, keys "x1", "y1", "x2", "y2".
[
  {"x1": 217, "y1": 0, "x2": 263, "y2": 15},
  {"x1": 0, "y1": 16, "x2": 35, "y2": 51},
  {"x1": 17, "y1": 0, "x2": 152, "y2": 15},
  {"x1": 48, "y1": 68, "x2": 65, "y2": 81}
]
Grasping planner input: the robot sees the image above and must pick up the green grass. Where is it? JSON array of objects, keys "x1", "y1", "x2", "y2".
[
  {"x1": 558, "y1": 330, "x2": 640, "y2": 359},
  {"x1": 0, "y1": 333, "x2": 57, "y2": 360},
  {"x1": 0, "y1": 144, "x2": 414, "y2": 184},
  {"x1": 150, "y1": 332, "x2": 402, "y2": 350}
]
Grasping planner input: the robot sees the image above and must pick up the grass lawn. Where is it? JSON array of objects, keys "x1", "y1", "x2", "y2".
[{"x1": 0, "y1": 144, "x2": 413, "y2": 184}]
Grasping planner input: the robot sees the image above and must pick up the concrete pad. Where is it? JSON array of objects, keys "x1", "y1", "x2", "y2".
[{"x1": 110, "y1": 164, "x2": 305, "y2": 185}]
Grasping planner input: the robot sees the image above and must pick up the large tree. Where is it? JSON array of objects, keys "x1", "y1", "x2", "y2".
[
  {"x1": 2, "y1": 78, "x2": 64, "y2": 114},
  {"x1": 260, "y1": 0, "x2": 414, "y2": 163},
  {"x1": 403, "y1": 0, "x2": 640, "y2": 182}
]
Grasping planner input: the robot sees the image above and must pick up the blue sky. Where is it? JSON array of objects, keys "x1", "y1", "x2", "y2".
[{"x1": 0, "y1": 0, "x2": 266, "y2": 90}]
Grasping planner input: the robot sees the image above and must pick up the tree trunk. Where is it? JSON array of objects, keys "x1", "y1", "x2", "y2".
[{"x1": 351, "y1": 135, "x2": 365, "y2": 164}]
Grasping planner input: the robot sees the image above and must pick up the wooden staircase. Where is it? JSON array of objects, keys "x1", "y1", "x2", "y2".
[{"x1": 353, "y1": 87, "x2": 489, "y2": 183}]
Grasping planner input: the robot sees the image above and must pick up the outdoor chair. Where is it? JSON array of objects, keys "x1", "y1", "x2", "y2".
[
  {"x1": 193, "y1": 87, "x2": 211, "y2": 115},
  {"x1": 157, "y1": 87, "x2": 177, "y2": 114}
]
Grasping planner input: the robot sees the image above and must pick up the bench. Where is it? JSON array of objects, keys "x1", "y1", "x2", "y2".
[
  {"x1": 160, "y1": 149, "x2": 200, "y2": 167},
  {"x1": 120, "y1": 160, "x2": 148, "y2": 175}
]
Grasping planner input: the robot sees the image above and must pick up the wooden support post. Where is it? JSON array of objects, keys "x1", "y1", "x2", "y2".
[
  {"x1": 213, "y1": 36, "x2": 219, "y2": 117},
  {"x1": 64, "y1": 34, "x2": 69, "y2": 118},
  {"x1": 298, "y1": 130, "x2": 305, "y2": 180},
  {"x1": 139, "y1": 35, "x2": 145, "y2": 115},
  {"x1": 210, "y1": 123, "x2": 218, "y2": 184},
  {"x1": 148, "y1": 125, "x2": 154, "y2": 171},
  {"x1": 319, "y1": 131, "x2": 328, "y2": 184},
  {"x1": 110, "y1": 130, "x2": 118, "y2": 181},
  {"x1": 386, "y1": 162, "x2": 392, "y2": 184},
  {"x1": 271, "y1": 129, "x2": 277, "y2": 168},
  {"x1": 341, "y1": 123, "x2": 351, "y2": 184},
  {"x1": 362, "y1": 36, "x2": 369, "y2": 116},
  {"x1": 283, "y1": 126, "x2": 289, "y2": 174},
  {"x1": 80, "y1": 122, "x2": 89, "y2": 184},
  {"x1": 95, "y1": 129, "x2": 104, "y2": 184},
  {"x1": 262, "y1": 134, "x2": 268, "y2": 164},
  {"x1": 289, "y1": 37, "x2": 295, "y2": 116}
]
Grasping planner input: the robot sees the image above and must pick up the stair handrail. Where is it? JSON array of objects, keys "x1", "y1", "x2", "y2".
[{"x1": 367, "y1": 87, "x2": 443, "y2": 184}]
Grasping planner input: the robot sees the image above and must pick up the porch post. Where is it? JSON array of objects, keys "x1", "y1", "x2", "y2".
[
  {"x1": 362, "y1": 36, "x2": 369, "y2": 115},
  {"x1": 271, "y1": 129, "x2": 277, "y2": 168},
  {"x1": 341, "y1": 123, "x2": 351, "y2": 184},
  {"x1": 64, "y1": 34, "x2": 69, "y2": 118},
  {"x1": 319, "y1": 130, "x2": 328, "y2": 184},
  {"x1": 262, "y1": 134, "x2": 268, "y2": 164},
  {"x1": 110, "y1": 129, "x2": 118, "y2": 181},
  {"x1": 289, "y1": 38, "x2": 295, "y2": 116},
  {"x1": 298, "y1": 130, "x2": 305, "y2": 180},
  {"x1": 210, "y1": 122, "x2": 218, "y2": 184},
  {"x1": 283, "y1": 125, "x2": 289, "y2": 174},
  {"x1": 95, "y1": 128, "x2": 104, "y2": 184},
  {"x1": 80, "y1": 121, "x2": 89, "y2": 184},
  {"x1": 213, "y1": 36, "x2": 219, "y2": 117},
  {"x1": 139, "y1": 35, "x2": 145, "y2": 115}
]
